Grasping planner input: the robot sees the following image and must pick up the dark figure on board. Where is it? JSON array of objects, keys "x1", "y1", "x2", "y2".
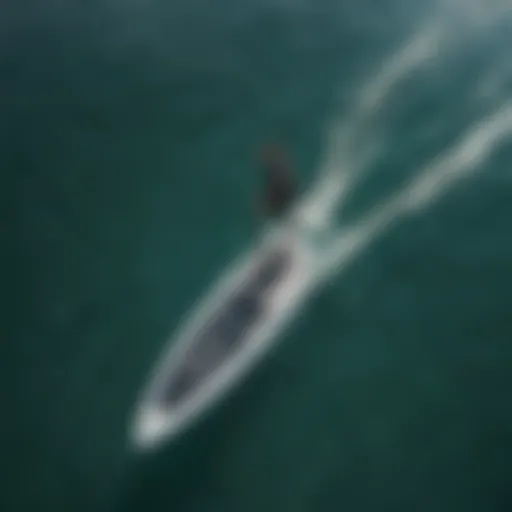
[{"x1": 258, "y1": 144, "x2": 296, "y2": 222}]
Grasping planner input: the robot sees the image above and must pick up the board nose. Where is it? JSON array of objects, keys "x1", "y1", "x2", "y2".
[{"x1": 131, "y1": 407, "x2": 169, "y2": 451}]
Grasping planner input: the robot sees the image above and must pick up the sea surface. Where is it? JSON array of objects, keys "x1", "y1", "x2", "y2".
[{"x1": 3, "y1": 1, "x2": 512, "y2": 511}]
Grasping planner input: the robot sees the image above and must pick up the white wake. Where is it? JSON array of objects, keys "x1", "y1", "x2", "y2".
[{"x1": 297, "y1": 2, "x2": 511, "y2": 281}]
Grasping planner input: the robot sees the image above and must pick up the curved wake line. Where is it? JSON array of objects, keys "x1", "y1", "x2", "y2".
[
  {"x1": 321, "y1": 102, "x2": 512, "y2": 277},
  {"x1": 298, "y1": 19, "x2": 447, "y2": 228},
  {"x1": 301, "y1": 0, "x2": 510, "y2": 229}
]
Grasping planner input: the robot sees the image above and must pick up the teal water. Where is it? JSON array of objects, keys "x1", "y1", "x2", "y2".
[{"x1": 3, "y1": 1, "x2": 512, "y2": 511}]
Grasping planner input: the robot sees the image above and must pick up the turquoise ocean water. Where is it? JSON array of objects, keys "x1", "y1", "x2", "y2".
[{"x1": 3, "y1": 1, "x2": 512, "y2": 511}]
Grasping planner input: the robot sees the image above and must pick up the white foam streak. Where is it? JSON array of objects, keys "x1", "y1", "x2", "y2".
[
  {"x1": 358, "y1": 24, "x2": 442, "y2": 115},
  {"x1": 322, "y1": 103, "x2": 512, "y2": 274},
  {"x1": 300, "y1": 0, "x2": 511, "y2": 273},
  {"x1": 300, "y1": 20, "x2": 447, "y2": 228},
  {"x1": 303, "y1": 0, "x2": 511, "y2": 230}
]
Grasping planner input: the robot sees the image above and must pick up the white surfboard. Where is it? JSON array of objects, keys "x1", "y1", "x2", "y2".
[{"x1": 129, "y1": 219, "x2": 329, "y2": 451}]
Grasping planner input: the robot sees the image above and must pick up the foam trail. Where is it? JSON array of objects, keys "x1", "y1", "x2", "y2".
[
  {"x1": 357, "y1": 23, "x2": 443, "y2": 117},
  {"x1": 298, "y1": 20, "x2": 448, "y2": 229},
  {"x1": 321, "y1": 102, "x2": 512, "y2": 275},
  {"x1": 358, "y1": 0, "x2": 512, "y2": 118},
  {"x1": 300, "y1": 0, "x2": 511, "y2": 231}
]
